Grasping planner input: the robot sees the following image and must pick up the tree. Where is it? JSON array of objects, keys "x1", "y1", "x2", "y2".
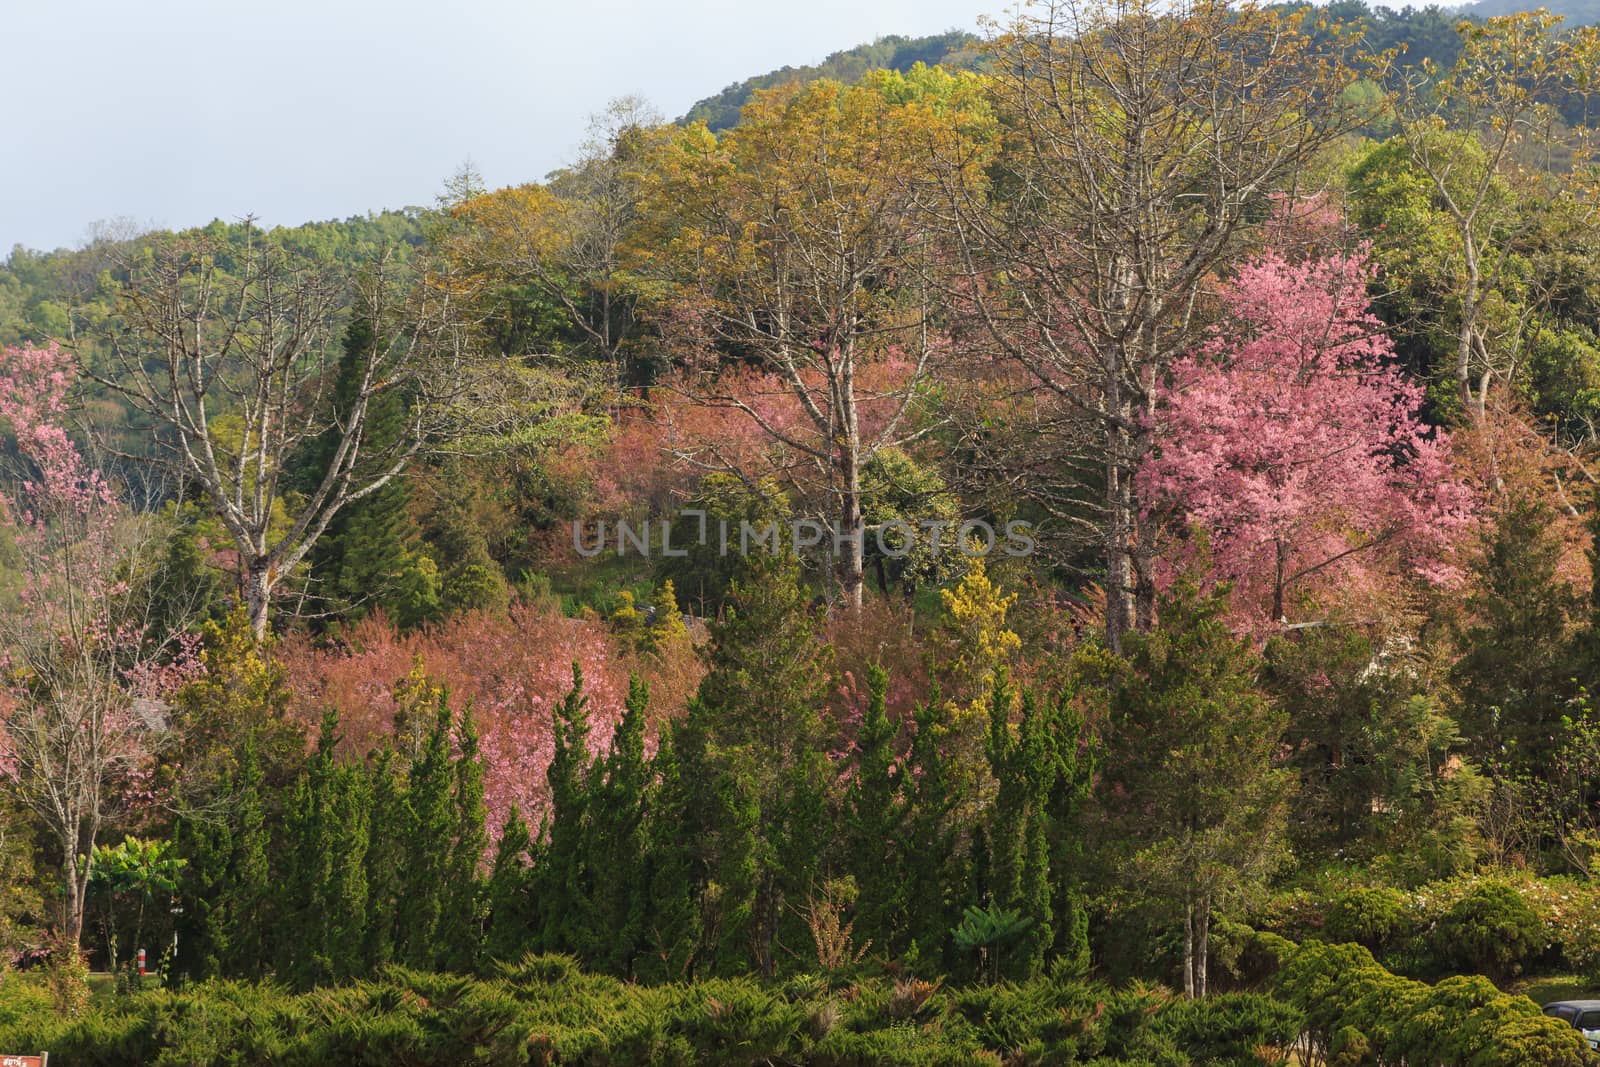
[
  {"x1": 102, "y1": 227, "x2": 471, "y2": 638},
  {"x1": 1384, "y1": 11, "x2": 1600, "y2": 421},
  {"x1": 0, "y1": 343, "x2": 197, "y2": 946},
  {"x1": 483, "y1": 805, "x2": 534, "y2": 962},
  {"x1": 278, "y1": 709, "x2": 370, "y2": 987},
  {"x1": 693, "y1": 554, "x2": 833, "y2": 976},
  {"x1": 583, "y1": 673, "x2": 651, "y2": 976},
  {"x1": 637, "y1": 76, "x2": 982, "y2": 606},
  {"x1": 949, "y1": 0, "x2": 1371, "y2": 650},
  {"x1": 1454, "y1": 490, "x2": 1584, "y2": 771},
  {"x1": 536, "y1": 664, "x2": 594, "y2": 956},
  {"x1": 1138, "y1": 248, "x2": 1476, "y2": 629},
  {"x1": 305, "y1": 316, "x2": 439, "y2": 629},
  {"x1": 446, "y1": 97, "x2": 662, "y2": 383},
  {"x1": 439, "y1": 702, "x2": 487, "y2": 971},
  {"x1": 174, "y1": 734, "x2": 272, "y2": 980},
  {"x1": 844, "y1": 664, "x2": 904, "y2": 953},
  {"x1": 396, "y1": 688, "x2": 455, "y2": 967},
  {"x1": 1101, "y1": 574, "x2": 1292, "y2": 997}
]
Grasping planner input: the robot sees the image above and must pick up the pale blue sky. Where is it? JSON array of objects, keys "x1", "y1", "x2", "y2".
[{"x1": 2, "y1": 0, "x2": 992, "y2": 252}]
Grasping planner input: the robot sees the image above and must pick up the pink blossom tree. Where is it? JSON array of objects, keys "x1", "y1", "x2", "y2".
[
  {"x1": 1138, "y1": 250, "x2": 1477, "y2": 630},
  {"x1": 0, "y1": 344, "x2": 198, "y2": 945}
]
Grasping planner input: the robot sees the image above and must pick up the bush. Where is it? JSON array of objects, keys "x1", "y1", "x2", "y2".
[
  {"x1": 1323, "y1": 887, "x2": 1410, "y2": 955},
  {"x1": 1274, "y1": 939, "x2": 1592, "y2": 1067},
  {"x1": 1427, "y1": 879, "x2": 1547, "y2": 984}
]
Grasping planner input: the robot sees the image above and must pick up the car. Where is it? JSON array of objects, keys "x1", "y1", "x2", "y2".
[{"x1": 1543, "y1": 1000, "x2": 1600, "y2": 1049}]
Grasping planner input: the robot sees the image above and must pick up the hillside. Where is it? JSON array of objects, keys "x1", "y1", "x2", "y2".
[
  {"x1": 1459, "y1": 0, "x2": 1600, "y2": 21},
  {"x1": 678, "y1": 30, "x2": 983, "y2": 131}
]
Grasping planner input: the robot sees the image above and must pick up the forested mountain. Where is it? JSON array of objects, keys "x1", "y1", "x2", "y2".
[
  {"x1": 679, "y1": 29, "x2": 983, "y2": 130},
  {"x1": 1462, "y1": 0, "x2": 1600, "y2": 21},
  {"x1": 5, "y1": 3, "x2": 1600, "y2": 1063},
  {"x1": 680, "y1": 0, "x2": 1599, "y2": 139}
]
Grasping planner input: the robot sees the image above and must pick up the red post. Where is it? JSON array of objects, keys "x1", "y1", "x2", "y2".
[{"x1": 137, "y1": 948, "x2": 146, "y2": 977}]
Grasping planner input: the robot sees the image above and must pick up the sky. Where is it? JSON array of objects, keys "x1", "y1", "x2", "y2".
[{"x1": 2, "y1": 0, "x2": 991, "y2": 253}]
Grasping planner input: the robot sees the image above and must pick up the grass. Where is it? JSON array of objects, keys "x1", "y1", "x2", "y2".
[{"x1": 1513, "y1": 973, "x2": 1597, "y2": 1006}]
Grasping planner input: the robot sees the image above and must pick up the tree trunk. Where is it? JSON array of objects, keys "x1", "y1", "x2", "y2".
[
  {"x1": 245, "y1": 559, "x2": 273, "y2": 641},
  {"x1": 1195, "y1": 896, "x2": 1210, "y2": 999},
  {"x1": 1105, "y1": 418, "x2": 1137, "y2": 654},
  {"x1": 1457, "y1": 229, "x2": 1481, "y2": 422},
  {"x1": 1182, "y1": 891, "x2": 1196, "y2": 998},
  {"x1": 838, "y1": 452, "x2": 865, "y2": 609}
]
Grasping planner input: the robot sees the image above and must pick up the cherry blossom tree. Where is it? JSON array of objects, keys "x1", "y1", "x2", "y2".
[
  {"x1": 1138, "y1": 250, "x2": 1477, "y2": 630},
  {"x1": 275, "y1": 602, "x2": 696, "y2": 839},
  {"x1": 0, "y1": 344, "x2": 198, "y2": 944}
]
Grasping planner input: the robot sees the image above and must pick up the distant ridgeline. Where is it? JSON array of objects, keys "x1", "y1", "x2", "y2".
[
  {"x1": 678, "y1": 30, "x2": 984, "y2": 131},
  {"x1": 678, "y1": 0, "x2": 1600, "y2": 133}
]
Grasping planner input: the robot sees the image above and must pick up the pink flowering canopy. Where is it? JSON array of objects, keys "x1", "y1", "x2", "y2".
[{"x1": 1138, "y1": 248, "x2": 1477, "y2": 629}]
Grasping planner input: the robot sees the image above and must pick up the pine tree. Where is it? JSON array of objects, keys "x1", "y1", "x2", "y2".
[
  {"x1": 536, "y1": 664, "x2": 594, "y2": 954},
  {"x1": 398, "y1": 693, "x2": 455, "y2": 968},
  {"x1": 306, "y1": 316, "x2": 439, "y2": 628},
  {"x1": 1043, "y1": 684, "x2": 1095, "y2": 976},
  {"x1": 484, "y1": 806, "x2": 534, "y2": 963},
  {"x1": 322, "y1": 761, "x2": 371, "y2": 983},
  {"x1": 439, "y1": 704, "x2": 488, "y2": 972},
  {"x1": 692, "y1": 553, "x2": 833, "y2": 977},
  {"x1": 902, "y1": 684, "x2": 963, "y2": 971},
  {"x1": 639, "y1": 710, "x2": 704, "y2": 981},
  {"x1": 279, "y1": 710, "x2": 338, "y2": 987},
  {"x1": 363, "y1": 749, "x2": 406, "y2": 971},
  {"x1": 845, "y1": 664, "x2": 904, "y2": 954},
  {"x1": 585, "y1": 674, "x2": 651, "y2": 975},
  {"x1": 1103, "y1": 575, "x2": 1292, "y2": 998},
  {"x1": 1454, "y1": 491, "x2": 1582, "y2": 772}
]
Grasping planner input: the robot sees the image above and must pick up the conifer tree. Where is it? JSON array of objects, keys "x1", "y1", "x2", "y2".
[
  {"x1": 484, "y1": 806, "x2": 534, "y2": 963},
  {"x1": 692, "y1": 553, "x2": 832, "y2": 977},
  {"x1": 1103, "y1": 575, "x2": 1291, "y2": 998},
  {"x1": 902, "y1": 685, "x2": 963, "y2": 970},
  {"x1": 1454, "y1": 491, "x2": 1582, "y2": 771},
  {"x1": 398, "y1": 693, "x2": 455, "y2": 967},
  {"x1": 322, "y1": 760, "x2": 371, "y2": 983},
  {"x1": 845, "y1": 664, "x2": 904, "y2": 954},
  {"x1": 639, "y1": 709, "x2": 705, "y2": 980},
  {"x1": 278, "y1": 710, "x2": 337, "y2": 986},
  {"x1": 439, "y1": 704, "x2": 488, "y2": 971},
  {"x1": 363, "y1": 749, "x2": 406, "y2": 970},
  {"x1": 585, "y1": 674, "x2": 651, "y2": 975},
  {"x1": 307, "y1": 315, "x2": 439, "y2": 628},
  {"x1": 1043, "y1": 685, "x2": 1095, "y2": 975},
  {"x1": 536, "y1": 664, "x2": 594, "y2": 954}
]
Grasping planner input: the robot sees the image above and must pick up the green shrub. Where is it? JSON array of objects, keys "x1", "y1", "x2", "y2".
[
  {"x1": 1427, "y1": 879, "x2": 1546, "y2": 983},
  {"x1": 1274, "y1": 938, "x2": 1592, "y2": 1067},
  {"x1": 1323, "y1": 887, "x2": 1410, "y2": 955},
  {"x1": 1150, "y1": 992, "x2": 1301, "y2": 1066}
]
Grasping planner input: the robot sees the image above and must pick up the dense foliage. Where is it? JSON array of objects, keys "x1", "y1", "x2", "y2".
[{"x1": 3, "y1": 1, "x2": 1600, "y2": 1063}]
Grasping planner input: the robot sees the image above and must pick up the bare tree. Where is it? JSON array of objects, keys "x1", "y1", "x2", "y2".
[
  {"x1": 98, "y1": 224, "x2": 471, "y2": 639},
  {"x1": 943, "y1": 0, "x2": 1372, "y2": 650}
]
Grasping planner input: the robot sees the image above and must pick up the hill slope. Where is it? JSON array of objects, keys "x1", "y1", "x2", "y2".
[{"x1": 679, "y1": 30, "x2": 983, "y2": 131}]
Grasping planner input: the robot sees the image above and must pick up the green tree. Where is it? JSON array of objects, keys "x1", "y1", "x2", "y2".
[
  {"x1": 536, "y1": 665, "x2": 595, "y2": 955},
  {"x1": 397, "y1": 693, "x2": 456, "y2": 968},
  {"x1": 306, "y1": 316, "x2": 440, "y2": 628},
  {"x1": 584, "y1": 674, "x2": 652, "y2": 975},
  {"x1": 1102, "y1": 576, "x2": 1292, "y2": 998},
  {"x1": 484, "y1": 806, "x2": 534, "y2": 963},
  {"x1": 844, "y1": 664, "x2": 905, "y2": 956},
  {"x1": 1454, "y1": 491, "x2": 1582, "y2": 772},
  {"x1": 692, "y1": 554, "x2": 833, "y2": 977},
  {"x1": 439, "y1": 705, "x2": 488, "y2": 972}
]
